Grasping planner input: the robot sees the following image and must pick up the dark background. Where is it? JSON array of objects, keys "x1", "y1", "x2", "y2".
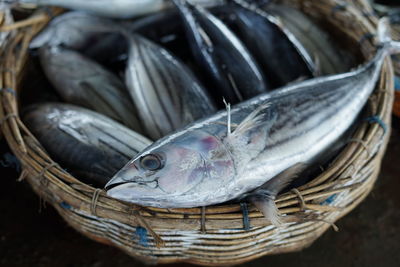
[{"x1": 0, "y1": 117, "x2": 399, "y2": 267}]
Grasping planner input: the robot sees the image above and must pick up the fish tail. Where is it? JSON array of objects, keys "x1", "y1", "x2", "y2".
[{"x1": 377, "y1": 17, "x2": 400, "y2": 55}]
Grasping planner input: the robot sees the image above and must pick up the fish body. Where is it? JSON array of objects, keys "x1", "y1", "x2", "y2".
[
  {"x1": 29, "y1": 12, "x2": 117, "y2": 50},
  {"x1": 223, "y1": 1, "x2": 314, "y2": 87},
  {"x1": 266, "y1": 4, "x2": 353, "y2": 75},
  {"x1": 106, "y1": 19, "x2": 397, "y2": 223},
  {"x1": 173, "y1": 0, "x2": 269, "y2": 104},
  {"x1": 24, "y1": 103, "x2": 152, "y2": 187},
  {"x1": 39, "y1": 46, "x2": 142, "y2": 132},
  {"x1": 125, "y1": 33, "x2": 217, "y2": 140},
  {"x1": 15, "y1": 0, "x2": 224, "y2": 19}
]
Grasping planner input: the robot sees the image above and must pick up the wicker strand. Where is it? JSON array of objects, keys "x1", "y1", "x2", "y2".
[
  {"x1": 129, "y1": 208, "x2": 164, "y2": 248},
  {"x1": 90, "y1": 189, "x2": 103, "y2": 216},
  {"x1": 0, "y1": 67, "x2": 16, "y2": 76},
  {"x1": 348, "y1": 138, "x2": 371, "y2": 158},
  {"x1": 313, "y1": 218, "x2": 339, "y2": 232},
  {"x1": 201, "y1": 206, "x2": 207, "y2": 233},
  {"x1": 17, "y1": 168, "x2": 28, "y2": 182},
  {"x1": 34, "y1": 162, "x2": 59, "y2": 186},
  {"x1": 0, "y1": 113, "x2": 17, "y2": 126},
  {"x1": 291, "y1": 189, "x2": 307, "y2": 211}
]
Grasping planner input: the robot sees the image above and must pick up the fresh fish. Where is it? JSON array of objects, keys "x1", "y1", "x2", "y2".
[
  {"x1": 13, "y1": 0, "x2": 224, "y2": 19},
  {"x1": 39, "y1": 45, "x2": 143, "y2": 132},
  {"x1": 222, "y1": 0, "x2": 315, "y2": 87},
  {"x1": 266, "y1": 4, "x2": 354, "y2": 75},
  {"x1": 173, "y1": 0, "x2": 269, "y2": 104},
  {"x1": 106, "y1": 18, "x2": 398, "y2": 225},
  {"x1": 24, "y1": 103, "x2": 152, "y2": 187},
  {"x1": 29, "y1": 12, "x2": 117, "y2": 50},
  {"x1": 124, "y1": 33, "x2": 217, "y2": 140}
]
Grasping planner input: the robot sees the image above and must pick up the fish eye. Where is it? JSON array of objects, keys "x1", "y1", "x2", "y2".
[{"x1": 140, "y1": 154, "x2": 164, "y2": 171}]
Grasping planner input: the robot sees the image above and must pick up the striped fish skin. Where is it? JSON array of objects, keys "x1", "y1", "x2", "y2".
[
  {"x1": 16, "y1": 0, "x2": 224, "y2": 19},
  {"x1": 173, "y1": 0, "x2": 269, "y2": 104},
  {"x1": 24, "y1": 103, "x2": 152, "y2": 187},
  {"x1": 266, "y1": 4, "x2": 354, "y2": 75},
  {"x1": 221, "y1": 1, "x2": 314, "y2": 88},
  {"x1": 125, "y1": 33, "x2": 217, "y2": 140},
  {"x1": 105, "y1": 20, "x2": 396, "y2": 211},
  {"x1": 39, "y1": 46, "x2": 143, "y2": 133}
]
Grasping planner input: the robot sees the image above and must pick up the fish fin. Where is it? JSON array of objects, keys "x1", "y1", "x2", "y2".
[
  {"x1": 248, "y1": 163, "x2": 307, "y2": 226},
  {"x1": 250, "y1": 194, "x2": 282, "y2": 226},
  {"x1": 223, "y1": 98, "x2": 232, "y2": 136},
  {"x1": 229, "y1": 102, "x2": 270, "y2": 138}
]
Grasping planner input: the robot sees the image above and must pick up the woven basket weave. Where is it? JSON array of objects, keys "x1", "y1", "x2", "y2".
[{"x1": 0, "y1": 0, "x2": 395, "y2": 265}]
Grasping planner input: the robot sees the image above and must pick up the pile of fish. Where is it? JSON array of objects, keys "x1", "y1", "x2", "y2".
[{"x1": 19, "y1": 0, "x2": 400, "y2": 224}]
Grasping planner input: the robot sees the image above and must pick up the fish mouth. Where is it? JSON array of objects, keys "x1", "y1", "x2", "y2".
[
  {"x1": 105, "y1": 178, "x2": 159, "y2": 191},
  {"x1": 104, "y1": 181, "x2": 125, "y2": 191}
]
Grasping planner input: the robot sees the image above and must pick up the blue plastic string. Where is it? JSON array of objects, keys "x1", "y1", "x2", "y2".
[
  {"x1": 0, "y1": 88, "x2": 16, "y2": 96},
  {"x1": 60, "y1": 201, "x2": 72, "y2": 210},
  {"x1": 394, "y1": 76, "x2": 400, "y2": 91},
  {"x1": 331, "y1": 3, "x2": 347, "y2": 16},
  {"x1": 322, "y1": 194, "x2": 337, "y2": 205},
  {"x1": 365, "y1": 116, "x2": 387, "y2": 134},
  {"x1": 240, "y1": 202, "x2": 250, "y2": 230},
  {"x1": 0, "y1": 152, "x2": 21, "y2": 173},
  {"x1": 135, "y1": 227, "x2": 149, "y2": 247},
  {"x1": 358, "y1": 33, "x2": 374, "y2": 45}
]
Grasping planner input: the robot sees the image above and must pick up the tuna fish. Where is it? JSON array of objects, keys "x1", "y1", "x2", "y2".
[
  {"x1": 173, "y1": 0, "x2": 269, "y2": 104},
  {"x1": 222, "y1": 0, "x2": 315, "y2": 87},
  {"x1": 105, "y1": 18, "x2": 398, "y2": 225},
  {"x1": 266, "y1": 4, "x2": 354, "y2": 75},
  {"x1": 12, "y1": 0, "x2": 224, "y2": 19},
  {"x1": 24, "y1": 103, "x2": 151, "y2": 187},
  {"x1": 124, "y1": 33, "x2": 217, "y2": 140},
  {"x1": 39, "y1": 46, "x2": 142, "y2": 132}
]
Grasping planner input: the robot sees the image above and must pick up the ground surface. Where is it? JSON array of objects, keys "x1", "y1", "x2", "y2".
[{"x1": 0, "y1": 118, "x2": 399, "y2": 267}]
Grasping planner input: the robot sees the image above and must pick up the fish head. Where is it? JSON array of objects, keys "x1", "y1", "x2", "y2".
[{"x1": 105, "y1": 129, "x2": 236, "y2": 207}]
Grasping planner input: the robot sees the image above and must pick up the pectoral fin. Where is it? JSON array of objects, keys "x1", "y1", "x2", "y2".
[{"x1": 248, "y1": 162, "x2": 307, "y2": 226}]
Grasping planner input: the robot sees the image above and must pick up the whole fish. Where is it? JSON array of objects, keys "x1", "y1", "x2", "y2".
[
  {"x1": 24, "y1": 103, "x2": 152, "y2": 187},
  {"x1": 39, "y1": 45, "x2": 143, "y2": 132},
  {"x1": 106, "y1": 19, "x2": 398, "y2": 225},
  {"x1": 124, "y1": 33, "x2": 217, "y2": 140},
  {"x1": 173, "y1": 0, "x2": 269, "y2": 104},
  {"x1": 222, "y1": 0, "x2": 315, "y2": 87},
  {"x1": 13, "y1": 0, "x2": 224, "y2": 19},
  {"x1": 266, "y1": 4, "x2": 354, "y2": 75}
]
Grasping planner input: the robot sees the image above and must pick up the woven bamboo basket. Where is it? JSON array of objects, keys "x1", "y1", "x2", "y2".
[{"x1": 0, "y1": 0, "x2": 395, "y2": 265}]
